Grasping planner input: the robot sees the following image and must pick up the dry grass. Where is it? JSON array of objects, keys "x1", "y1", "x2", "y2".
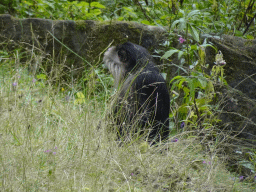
[{"x1": 0, "y1": 51, "x2": 255, "y2": 192}]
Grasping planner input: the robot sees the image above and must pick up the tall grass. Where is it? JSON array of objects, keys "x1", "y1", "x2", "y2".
[{"x1": 0, "y1": 48, "x2": 254, "y2": 191}]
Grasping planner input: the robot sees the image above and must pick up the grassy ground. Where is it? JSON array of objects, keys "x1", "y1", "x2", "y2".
[{"x1": 0, "y1": 52, "x2": 255, "y2": 191}]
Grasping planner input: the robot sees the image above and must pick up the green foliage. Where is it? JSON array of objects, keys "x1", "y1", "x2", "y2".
[
  {"x1": 74, "y1": 91, "x2": 85, "y2": 105},
  {"x1": 169, "y1": 71, "x2": 217, "y2": 129},
  {"x1": 171, "y1": 9, "x2": 201, "y2": 42},
  {"x1": 235, "y1": 149, "x2": 256, "y2": 174},
  {"x1": 61, "y1": 1, "x2": 106, "y2": 20},
  {"x1": 0, "y1": 0, "x2": 106, "y2": 20},
  {"x1": 1, "y1": 0, "x2": 255, "y2": 37},
  {"x1": 162, "y1": 29, "x2": 224, "y2": 130},
  {"x1": 18, "y1": 0, "x2": 68, "y2": 18},
  {"x1": 160, "y1": 4, "x2": 235, "y2": 131},
  {"x1": 0, "y1": 50, "x2": 9, "y2": 59},
  {"x1": 118, "y1": 6, "x2": 138, "y2": 21}
]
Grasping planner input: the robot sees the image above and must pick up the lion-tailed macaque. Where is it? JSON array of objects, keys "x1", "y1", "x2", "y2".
[{"x1": 103, "y1": 42, "x2": 170, "y2": 141}]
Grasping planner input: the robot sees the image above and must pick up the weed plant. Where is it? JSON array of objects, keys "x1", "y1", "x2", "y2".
[{"x1": 0, "y1": 48, "x2": 255, "y2": 191}]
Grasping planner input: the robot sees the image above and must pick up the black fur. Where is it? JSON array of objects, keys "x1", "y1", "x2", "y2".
[{"x1": 103, "y1": 42, "x2": 170, "y2": 141}]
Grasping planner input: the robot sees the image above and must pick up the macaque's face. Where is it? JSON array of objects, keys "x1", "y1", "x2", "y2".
[{"x1": 103, "y1": 46, "x2": 126, "y2": 88}]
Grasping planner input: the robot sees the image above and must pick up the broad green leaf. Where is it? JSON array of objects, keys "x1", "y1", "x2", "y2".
[
  {"x1": 188, "y1": 79, "x2": 195, "y2": 99},
  {"x1": 178, "y1": 51, "x2": 184, "y2": 59},
  {"x1": 246, "y1": 35, "x2": 254, "y2": 39},
  {"x1": 162, "y1": 49, "x2": 179, "y2": 59},
  {"x1": 170, "y1": 76, "x2": 183, "y2": 84},
  {"x1": 141, "y1": 20, "x2": 151, "y2": 25},
  {"x1": 190, "y1": 44, "x2": 198, "y2": 51},
  {"x1": 238, "y1": 161, "x2": 255, "y2": 173},
  {"x1": 178, "y1": 79, "x2": 186, "y2": 89},
  {"x1": 179, "y1": 18, "x2": 186, "y2": 30},
  {"x1": 91, "y1": 2, "x2": 105, "y2": 9},
  {"x1": 90, "y1": 9, "x2": 102, "y2": 16},
  {"x1": 123, "y1": 7, "x2": 134, "y2": 12},
  {"x1": 198, "y1": 77, "x2": 207, "y2": 88},
  {"x1": 171, "y1": 18, "x2": 184, "y2": 29},
  {"x1": 179, "y1": 9, "x2": 185, "y2": 15},
  {"x1": 205, "y1": 81, "x2": 214, "y2": 94},
  {"x1": 76, "y1": 92, "x2": 85, "y2": 99},
  {"x1": 77, "y1": 2, "x2": 89, "y2": 7},
  {"x1": 183, "y1": 87, "x2": 190, "y2": 97},
  {"x1": 189, "y1": 25, "x2": 200, "y2": 42},
  {"x1": 36, "y1": 74, "x2": 47, "y2": 80},
  {"x1": 187, "y1": 10, "x2": 200, "y2": 18}
]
